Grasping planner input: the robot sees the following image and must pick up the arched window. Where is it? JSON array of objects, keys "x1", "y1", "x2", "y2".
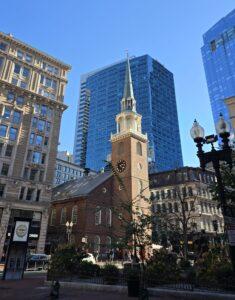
[
  {"x1": 60, "y1": 207, "x2": 67, "y2": 224},
  {"x1": 95, "y1": 206, "x2": 101, "y2": 225},
  {"x1": 71, "y1": 205, "x2": 78, "y2": 224},
  {"x1": 136, "y1": 142, "x2": 142, "y2": 156},
  {"x1": 94, "y1": 235, "x2": 100, "y2": 252},
  {"x1": 106, "y1": 236, "x2": 111, "y2": 249},
  {"x1": 118, "y1": 142, "x2": 124, "y2": 155},
  {"x1": 106, "y1": 208, "x2": 112, "y2": 227},
  {"x1": 174, "y1": 202, "x2": 178, "y2": 213},
  {"x1": 50, "y1": 208, "x2": 56, "y2": 225},
  {"x1": 168, "y1": 203, "x2": 173, "y2": 213},
  {"x1": 138, "y1": 179, "x2": 143, "y2": 194},
  {"x1": 126, "y1": 117, "x2": 131, "y2": 129}
]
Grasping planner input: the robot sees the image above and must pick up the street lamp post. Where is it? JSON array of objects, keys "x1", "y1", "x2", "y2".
[
  {"x1": 65, "y1": 221, "x2": 73, "y2": 244},
  {"x1": 190, "y1": 114, "x2": 235, "y2": 269}
]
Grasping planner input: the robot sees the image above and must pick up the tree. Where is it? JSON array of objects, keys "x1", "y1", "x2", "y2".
[
  {"x1": 210, "y1": 165, "x2": 235, "y2": 216},
  {"x1": 153, "y1": 186, "x2": 201, "y2": 259}
]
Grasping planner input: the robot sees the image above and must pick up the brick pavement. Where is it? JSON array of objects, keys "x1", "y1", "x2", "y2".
[{"x1": 0, "y1": 274, "x2": 166, "y2": 300}]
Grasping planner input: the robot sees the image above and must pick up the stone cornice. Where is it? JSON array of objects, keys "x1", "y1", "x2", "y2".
[
  {"x1": 0, "y1": 199, "x2": 50, "y2": 211},
  {"x1": 111, "y1": 130, "x2": 148, "y2": 143},
  {"x1": 0, "y1": 31, "x2": 71, "y2": 70}
]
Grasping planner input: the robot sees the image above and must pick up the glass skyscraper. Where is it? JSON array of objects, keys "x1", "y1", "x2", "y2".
[
  {"x1": 201, "y1": 9, "x2": 235, "y2": 137},
  {"x1": 73, "y1": 55, "x2": 183, "y2": 171}
]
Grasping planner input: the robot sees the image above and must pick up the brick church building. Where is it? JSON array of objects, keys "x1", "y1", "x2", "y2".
[{"x1": 47, "y1": 56, "x2": 150, "y2": 254}]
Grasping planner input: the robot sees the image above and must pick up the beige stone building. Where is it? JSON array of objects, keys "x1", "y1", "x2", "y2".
[
  {"x1": 150, "y1": 167, "x2": 224, "y2": 247},
  {"x1": 0, "y1": 32, "x2": 71, "y2": 258}
]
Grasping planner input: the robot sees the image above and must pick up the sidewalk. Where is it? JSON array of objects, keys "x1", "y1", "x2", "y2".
[{"x1": 0, "y1": 275, "x2": 160, "y2": 300}]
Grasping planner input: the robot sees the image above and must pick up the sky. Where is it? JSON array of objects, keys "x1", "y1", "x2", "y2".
[{"x1": 1, "y1": 0, "x2": 234, "y2": 167}]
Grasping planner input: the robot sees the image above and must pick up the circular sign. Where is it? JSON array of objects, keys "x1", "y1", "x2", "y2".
[{"x1": 16, "y1": 224, "x2": 28, "y2": 238}]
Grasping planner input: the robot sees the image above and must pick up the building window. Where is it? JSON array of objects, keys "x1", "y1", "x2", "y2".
[
  {"x1": 32, "y1": 151, "x2": 41, "y2": 164},
  {"x1": 182, "y1": 187, "x2": 187, "y2": 198},
  {"x1": 30, "y1": 133, "x2": 35, "y2": 144},
  {"x1": 1, "y1": 163, "x2": 9, "y2": 176},
  {"x1": 136, "y1": 142, "x2": 142, "y2": 156},
  {"x1": 17, "y1": 50, "x2": 23, "y2": 59},
  {"x1": 0, "y1": 142, "x2": 3, "y2": 155},
  {"x1": 0, "y1": 42, "x2": 7, "y2": 51},
  {"x1": 3, "y1": 107, "x2": 11, "y2": 119},
  {"x1": 37, "y1": 120, "x2": 45, "y2": 131},
  {"x1": 60, "y1": 207, "x2": 67, "y2": 224},
  {"x1": 36, "y1": 190, "x2": 41, "y2": 202},
  {"x1": 35, "y1": 135, "x2": 43, "y2": 146},
  {"x1": 95, "y1": 206, "x2": 101, "y2": 225},
  {"x1": 167, "y1": 190, "x2": 171, "y2": 199},
  {"x1": 46, "y1": 121, "x2": 51, "y2": 132},
  {"x1": 23, "y1": 167, "x2": 29, "y2": 179},
  {"x1": 41, "y1": 153, "x2": 46, "y2": 164},
  {"x1": 188, "y1": 187, "x2": 193, "y2": 196},
  {"x1": 0, "y1": 125, "x2": 7, "y2": 137},
  {"x1": 71, "y1": 206, "x2": 78, "y2": 224},
  {"x1": 16, "y1": 96, "x2": 24, "y2": 106},
  {"x1": 9, "y1": 127, "x2": 18, "y2": 141},
  {"x1": 39, "y1": 170, "x2": 44, "y2": 182},
  {"x1": 44, "y1": 136, "x2": 49, "y2": 146},
  {"x1": 5, "y1": 144, "x2": 13, "y2": 157},
  {"x1": 19, "y1": 186, "x2": 25, "y2": 200},
  {"x1": 106, "y1": 208, "x2": 112, "y2": 227},
  {"x1": 0, "y1": 57, "x2": 4, "y2": 70},
  {"x1": 0, "y1": 184, "x2": 5, "y2": 197},
  {"x1": 29, "y1": 169, "x2": 38, "y2": 181},
  {"x1": 7, "y1": 92, "x2": 14, "y2": 102},
  {"x1": 174, "y1": 202, "x2": 178, "y2": 212},
  {"x1": 190, "y1": 201, "x2": 195, "y2": 211},
  {"x1": 184, "y1": 202, "x2": 189, "y2": 212},
  {"x1": 12, "y1": 111, "x2": 21, "y2": 124},
  {"x1": 94, "y1": 235, "x2": 100, "y2": 252},
  {"x1": 168, "y1": 202, "x2": 173, "y2": 213},
  {"x1": 50, "y1": 209, "x2": 56, "y2": 225},
  {"x1": 26, "y1": 188, "x2": 34, "y2": 201}
]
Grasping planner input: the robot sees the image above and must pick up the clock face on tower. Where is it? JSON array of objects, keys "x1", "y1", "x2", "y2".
[{"x1": 116, "y1": 159, "x2": 127, "y2": 173}]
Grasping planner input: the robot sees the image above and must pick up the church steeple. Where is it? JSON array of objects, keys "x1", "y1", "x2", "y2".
[
  {"x1": 121, "y1": 54, "x2": 136, "y2": 112},
  {"x1": 111, "y1": 54, "x2": 147, "y2": 140}
]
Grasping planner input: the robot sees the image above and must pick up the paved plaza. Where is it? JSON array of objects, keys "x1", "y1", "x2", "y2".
[{"x1": 0, "y1": 272, "x2": 172, "y2": 300}]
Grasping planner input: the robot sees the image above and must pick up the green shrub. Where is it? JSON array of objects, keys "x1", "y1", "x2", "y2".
[
  {"x1": 77, "y1": 261, "x2": 100, "y2": 278},
  {"x1": 101, "y1": 264, "x2": 120, "y2": 285},
  {"x1": 194, "y1": 247, "x2": 234, "y2": 289},
  {"x1": 145, "y1": 250, "x2": 179, "y2": 285},
  {"x1": 48, "y1": 244, "x2": 87, "y2": 279}
]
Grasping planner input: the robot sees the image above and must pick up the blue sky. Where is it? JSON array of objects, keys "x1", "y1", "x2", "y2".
[{"x1": 1, "y1": 1, "x2": 234, "y2": 167}]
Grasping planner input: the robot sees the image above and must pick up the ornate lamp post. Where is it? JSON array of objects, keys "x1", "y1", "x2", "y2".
[
  {"x1": 190, "y1": 114, "x2": 235, "y2": 269},
  {"x1": 65, "y1": 221, "x2": 73, "y2": 244}
]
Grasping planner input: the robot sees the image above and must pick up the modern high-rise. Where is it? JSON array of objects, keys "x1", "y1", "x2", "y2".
[
  {"x1": 74, "y1": 55, "x2": 183, "y2": 172},
  {"x1": 201, "y1": 9, "x2": 235, "y2": 139},
  {"x1": 0, "y1": 32, "x2": 71, "y2": 258}
]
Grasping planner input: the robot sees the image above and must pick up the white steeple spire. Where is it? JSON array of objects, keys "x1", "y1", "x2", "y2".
[{"x1": 121, "y1": 53, "x2": 136, "y2": 112}]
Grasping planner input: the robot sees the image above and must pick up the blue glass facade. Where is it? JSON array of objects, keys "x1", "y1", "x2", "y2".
[
  {"x1": 73, "y1": 55, "x2": 183, "y2": 171},
  {"x1": 201, "y1": 9, "x2": 235, "y2": 133}
]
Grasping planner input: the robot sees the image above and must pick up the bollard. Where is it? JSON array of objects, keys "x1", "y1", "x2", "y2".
[
  {"x1": 139, "y1": 288, "x2": 149, "y2": 300},
  {"x1": 50, "y1": 280, "x2": 60, "y2": 299}
]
